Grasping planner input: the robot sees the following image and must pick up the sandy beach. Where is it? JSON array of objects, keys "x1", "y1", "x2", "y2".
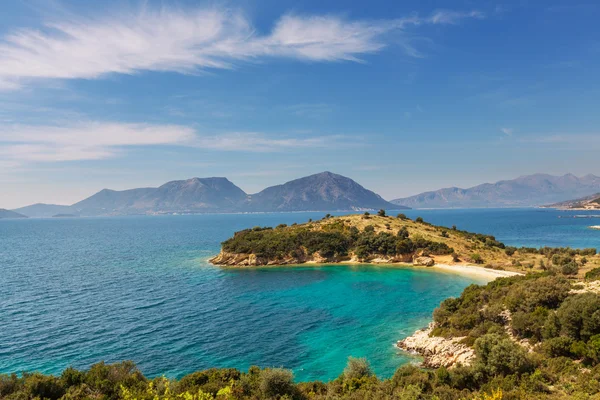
[{"x1": 431, "y1": 263, "x2": 523, "y2": 281}]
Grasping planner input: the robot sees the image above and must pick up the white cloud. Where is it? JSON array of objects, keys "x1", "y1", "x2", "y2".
[
  {"x1": 0, "y1": 6, "x2": 484, "y2": 89},
  {"x1": 428, "y1": 10, "x2": 485, "y2": 24},
  {"x1": 0, "y1": 122, "x2": 194, "y2": 162},
  {"x1": 501, "y1": 127, "x2": 513, "y2": 135},
  {"x1": 0, "y1": 122, "x2": 351, "y2": 163}
]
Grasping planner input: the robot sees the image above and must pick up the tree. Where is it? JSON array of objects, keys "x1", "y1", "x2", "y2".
[
  {"x1": 377, "y1": 209, "x2": 386, "y2": 217},
  {"x1": 416, "y1": 217, "x2": 424, "y2": 223}
]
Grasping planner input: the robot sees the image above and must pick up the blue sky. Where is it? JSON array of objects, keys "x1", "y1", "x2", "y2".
[{"x1": 1, "y1": 0, "x2": 600, "y2": 208}]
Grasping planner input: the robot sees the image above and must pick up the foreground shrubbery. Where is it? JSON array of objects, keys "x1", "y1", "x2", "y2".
[{"x1": 4, "y1": 274, "x2": 600, "y2": 399}]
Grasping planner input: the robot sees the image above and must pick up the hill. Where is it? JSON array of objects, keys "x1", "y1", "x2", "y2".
[
  {"x1": 391, "y1": 173, "x2": 600, "y2": 209},
  {"x1": 210, "y1": 213, "x2": 600, "y2": 275},
  {"x1": 245, "y1": 171, "x2": 402, "y2": 212},
  {"x1": 546, "y1": 193, "x2": 600, "y2": 210},
  {"x1": 12, "y1": 203, "x2": 77, "y2": 218},
  {"x1": 0, "y1": 209, "x2": 27, "y2": 219}
]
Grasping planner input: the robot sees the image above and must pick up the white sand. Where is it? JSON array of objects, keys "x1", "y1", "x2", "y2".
[{"x1": 430, "y1": 263, "x2": 523, "y2": 281}]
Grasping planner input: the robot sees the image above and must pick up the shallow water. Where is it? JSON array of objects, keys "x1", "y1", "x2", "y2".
[{"x1": 1, "y1": 208, "x2": 598, "y2": 381}]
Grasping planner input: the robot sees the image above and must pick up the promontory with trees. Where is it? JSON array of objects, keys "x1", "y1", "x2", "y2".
[{"x1": 210, "y1": 212, "x2": 600, "y2": 277}]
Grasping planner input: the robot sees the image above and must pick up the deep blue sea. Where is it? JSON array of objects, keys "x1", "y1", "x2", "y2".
[{"x1": 1, "y1": 208, "x2": 599, "y2": 382}]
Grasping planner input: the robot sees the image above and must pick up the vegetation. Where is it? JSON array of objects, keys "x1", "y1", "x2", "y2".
[{"x1": 221, "y1": 218, "x2": 454, "y2": 261}]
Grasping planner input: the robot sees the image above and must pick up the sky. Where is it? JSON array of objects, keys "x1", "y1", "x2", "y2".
[{"x1": 1, "y1": 0, "x2": 600, "y2": 208}]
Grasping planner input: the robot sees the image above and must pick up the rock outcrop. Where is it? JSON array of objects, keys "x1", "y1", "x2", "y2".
[
  {"x1": 413, "y1": 256, "x2": 435, "y2": 267},
  {"x1": 397, "y1": 323, "x2": 475, "y2": 368}
]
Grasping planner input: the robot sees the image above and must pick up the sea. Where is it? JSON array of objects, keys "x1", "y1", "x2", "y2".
[{"x1": 1, "y1": 208, "x2": 599, "y2": 382}]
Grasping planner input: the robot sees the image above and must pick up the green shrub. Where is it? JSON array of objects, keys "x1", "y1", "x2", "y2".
[
  {"x1": 343, "y1": 357, "x2": 372, "y2": 380},
  {"x1": 470, "y1": 253, "x2": 484, "y2": 264},
  {"x1": 556, "y1": 293, "x2": 600, "y2": 341},
  {"x1": 259, "y1": 368, "x2": 297, "y2": 399},
  {"x1": 474, "y1": 334, "x2": 533, "y2": 377},
  {"x1": 585, "y1": 268, "x2": 600, "y2": 281}
]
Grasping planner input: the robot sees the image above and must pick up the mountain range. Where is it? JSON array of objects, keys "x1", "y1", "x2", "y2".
[
  {"x1": 391, "y1": 173, "x2": 600, "y2": 209},
  {"x1": 12, "y1": 172, "x2": 402, "y2": 218}
]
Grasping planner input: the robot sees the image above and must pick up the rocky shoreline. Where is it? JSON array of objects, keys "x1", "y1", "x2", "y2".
[
  {"x1": 209, "y1": 250, "x2": 419, "y2": 267},
  {"x1": 396, "y1": 323, "x2": 475, "y2": 369}
]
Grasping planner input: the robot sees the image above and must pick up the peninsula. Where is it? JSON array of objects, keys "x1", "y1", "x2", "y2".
[{"x1": 211, "y1": 212, "x2": 600, "y2": 277}]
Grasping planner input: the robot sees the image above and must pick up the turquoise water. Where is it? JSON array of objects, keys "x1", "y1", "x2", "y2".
[{"x1": 1, "y1": 208, "x2": 598, "y2": 381}]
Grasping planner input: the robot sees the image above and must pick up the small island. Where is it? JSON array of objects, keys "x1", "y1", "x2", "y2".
[{"x1": 211, "y1": 212, "x2": 600, "y2": 277}]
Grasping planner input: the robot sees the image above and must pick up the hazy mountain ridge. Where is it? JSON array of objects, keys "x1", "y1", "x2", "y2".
[
  {"x1": 13, "y1": 203, "x2": 78, "y2": 218},
  {"x1": 0, "y1": 209, "x2": 27, "y2": 219},
  {"x1": 12, "y1": 172, "x2": 404, "y2": 217},
  {"x1": 391, "y1": 173, "x2": 600, "y2": 209}
]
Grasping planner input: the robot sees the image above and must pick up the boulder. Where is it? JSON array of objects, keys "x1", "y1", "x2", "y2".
[{"x1": 413, "y1": 256, "x2": 435, "y2": 267}]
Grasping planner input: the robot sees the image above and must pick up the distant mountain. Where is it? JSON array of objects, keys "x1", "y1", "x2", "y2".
[
  {"x1": 13, "y1": 203, "x2": 76, "y2": 218},
  {"x1": 72, "y1": 187, "x2": 157, "y2": 216},
  {"x1": 72, "y1": 178, "x2": 246, "y2": 215},
  {"x1": 0, "y1": 209, "x2": 27, "y2": 219},
  {"x1": 12, "y1": 172, "x2": 404, "y2": 216},
  {"x1": 391, "y1": 173, "x2": 600, "y2": 209},
  {"x1": 245, "y1": 171, "x2": 404, "y2": 212},
  {"x1": 546, "y1": 193, "x2": 600, "y2": 210}
]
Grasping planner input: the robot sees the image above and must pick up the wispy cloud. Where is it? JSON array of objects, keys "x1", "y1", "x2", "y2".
[
  {"x1": 0, "y1": 122, "x2": 195, "y2": 162},
  {"x1": 0, "y1": 121, "x2": 354, "y2": 164},
  {"x1": 501, "y1": 127, "x2": 513, "y2": 136},
  {"x1": 194, "y1": 132, "x2": 351, "y2": 152},
  {"x1": 428, "y1": 10, "x2": 485, "y2": 24},
  {"x1": 0, "y1": 6, "x2": 485, "y2": 90}
]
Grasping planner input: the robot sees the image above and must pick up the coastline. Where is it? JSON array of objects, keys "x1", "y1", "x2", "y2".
[{"x1": 210, "y1": 255, "x2": 523, "y2": 281}]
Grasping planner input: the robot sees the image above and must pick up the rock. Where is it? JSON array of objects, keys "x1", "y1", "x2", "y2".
[
  {"x1": 397, "y1": 323, "x2": 475, "y2": 368},
  {"x1": 413, "y1": 256, "x2": 435, "y2": 267}
]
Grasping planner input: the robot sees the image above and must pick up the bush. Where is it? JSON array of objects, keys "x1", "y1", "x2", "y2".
[
  {"x1": 259, "y1": 368, "x2": 297, "y2": 399},
  {"x1": 585, "y1": 268, "x2": 600, "y2": 281},
  {"x1": 470, "y1": 253, "x2": 484, "y2": 264},
  {"x1": 415, "y1": 217, "x2": 424, "y2": 223},
  {"x1": 474, "y1": 334, "x2": 533, "y2": 377},
  {"x1": 560, "y1": 262, "x2": 579, "y2": 276},
  {"x1": 396, "y1": 213, "x2": 408, "y2": 220},
  {"x1": 556, "y1": 293, "x2": 600, "y2": 341},
  {"x1": 377, "y1": 209, "x2": 386, "y2": 217},
  {"x1": 540, "y1": 337, "x2": 574, "y2": 358},
  {"x1": 343, "y1": 357, "x2": 373, "y2": 380}
]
